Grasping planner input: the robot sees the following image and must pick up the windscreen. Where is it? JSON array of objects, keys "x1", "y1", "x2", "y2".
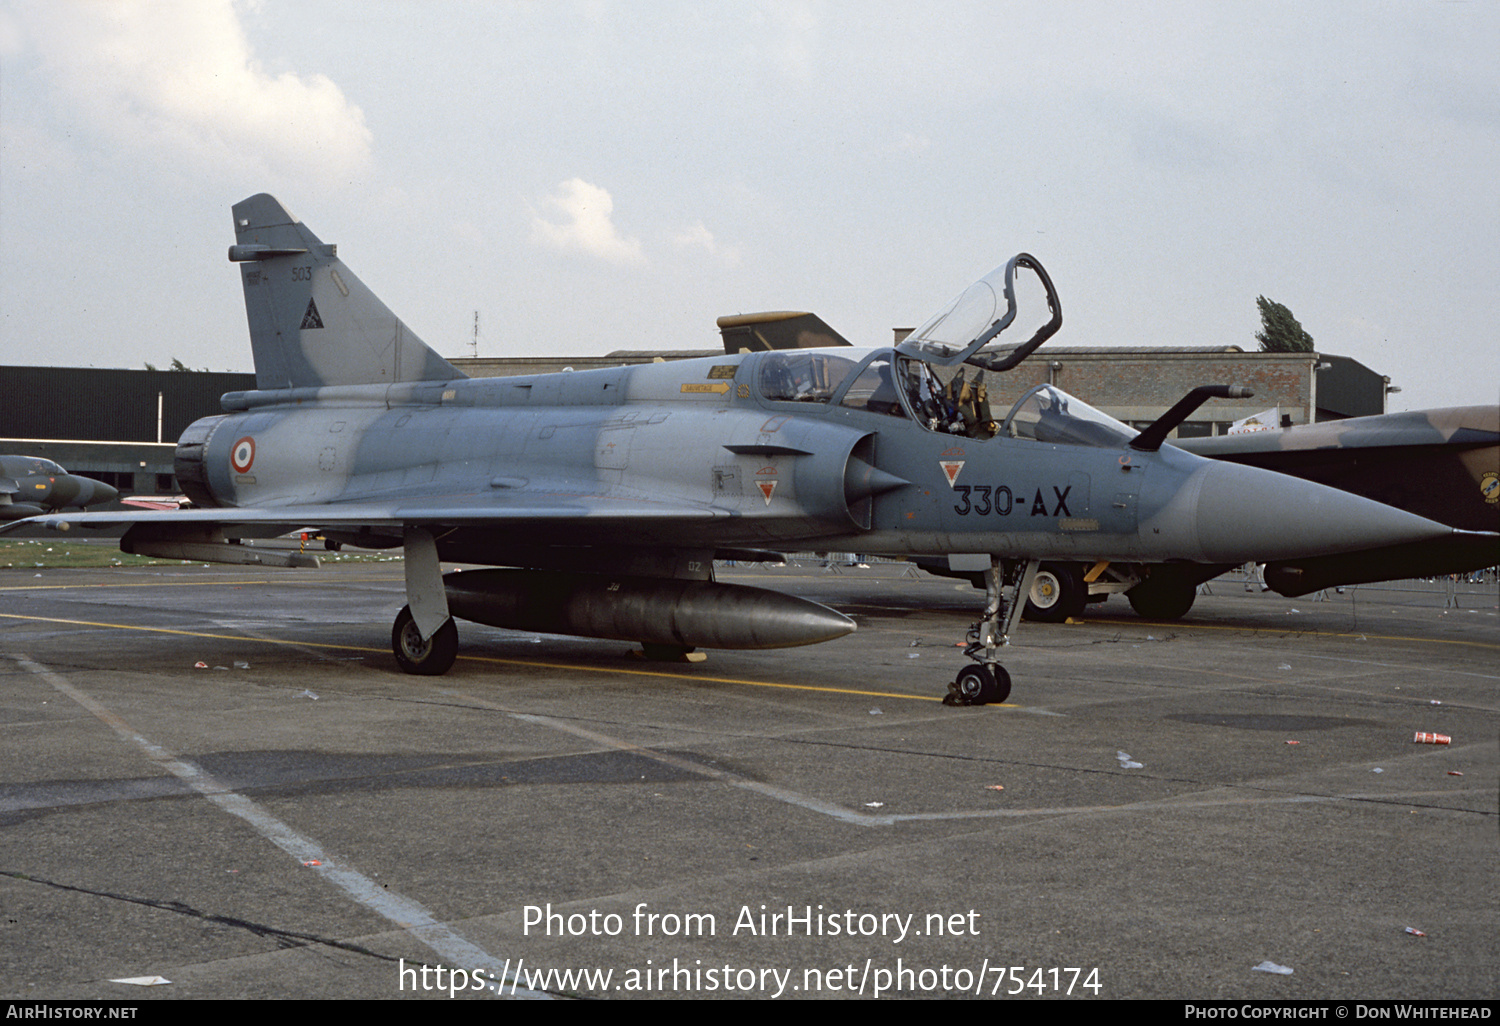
[{"x1": 1001, "y1": 384, "x2": 1136, "y2": 448}]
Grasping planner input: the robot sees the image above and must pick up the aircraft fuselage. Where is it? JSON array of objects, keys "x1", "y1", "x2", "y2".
[{"x1": 174, "y1": 347, "x2": 1422, "y2": 575}]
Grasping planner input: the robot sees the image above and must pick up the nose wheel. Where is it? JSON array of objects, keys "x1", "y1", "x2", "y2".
[
  {"x1": 948, "y1": 663, "x2": 1011, "y2": 705},
  {"x1": 944, "y1": 558, "x2": 1037, "y2": 706}
]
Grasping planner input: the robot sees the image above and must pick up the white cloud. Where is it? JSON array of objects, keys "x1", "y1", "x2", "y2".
[
  {"x1": 530, "y1": 178, "x2": 646, "y2": 266},
  {"x1": 673, "y1": 220, "x2": 715, "y2": 251},
  {"x1": 16, "y1": 0, "x2": 371, "y2": 183},
  {"x1": 673, "y1": 220, "x2": 740, "y2": 267}
]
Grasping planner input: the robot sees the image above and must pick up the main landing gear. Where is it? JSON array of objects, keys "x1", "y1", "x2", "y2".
[
  {"x1": 391, "y1": 526, "x2": 460, "y2": 676},
  {"x1": 945, "y1": 558, "x2": 1039, "y2": 706},
  {"x1": 1024, "y1": 561, "x2": 1088, "y2": 622},
  {"x1": 392, "y1": 605, "x2": 458, "y2": 676}
]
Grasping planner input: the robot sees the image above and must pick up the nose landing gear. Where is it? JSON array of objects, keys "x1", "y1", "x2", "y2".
[{"x1": 944, "y1": 558, "x2": 1038, "y2": 706}]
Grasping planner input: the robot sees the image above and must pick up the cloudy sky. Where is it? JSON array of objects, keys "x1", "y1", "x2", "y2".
[{"x1": 2, "y1": 1, "x2": 1496, "y2": 411}]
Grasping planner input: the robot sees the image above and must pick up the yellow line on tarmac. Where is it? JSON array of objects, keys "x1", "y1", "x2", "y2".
[
  {"x1": 0, "y1": 575, "x2": 403, "y2": 592},
  {"x1": 457, "y1": 651, "x2": 945, "y2": 702},
  {"x1": 0, "y1": 611, "x2": 361, "y2": 647},
  {"x1": 0, "y1": 611, "x2": 945, "y2": 703}
]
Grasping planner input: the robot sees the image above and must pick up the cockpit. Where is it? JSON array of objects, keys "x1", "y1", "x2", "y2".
[
  {"x1": 2, "y1": 456, "x2": 67, "y2": 476},
  {"x1": 753, "y1": 350, "x2": 1136, "y2": 449},
  {"x1": 756, "y1": 351, "x2": 860, "y2": 404}
]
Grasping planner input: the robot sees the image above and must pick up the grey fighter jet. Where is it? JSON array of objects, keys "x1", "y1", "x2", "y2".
[
  {"x1": 0, "y1": 456, "x2": 118, "y2": 520},
  {"x1": 5, "y1": 194, "x2": 1473, "y2": 704}
]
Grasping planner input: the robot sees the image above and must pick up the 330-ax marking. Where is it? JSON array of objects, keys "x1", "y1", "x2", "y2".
[{"x1": 953, "y1": 485, "x2": 1071, "y2": 517}]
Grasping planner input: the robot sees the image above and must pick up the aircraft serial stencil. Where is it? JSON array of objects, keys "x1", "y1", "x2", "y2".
[{"x1": 6, "y1": 194, "x2": 1465, "y2": 704}]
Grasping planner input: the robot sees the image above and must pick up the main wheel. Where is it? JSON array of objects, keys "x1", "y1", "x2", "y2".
[
  {"x1": 1126, "y1": 577, "x2": 1196, "y2": 620},
  {"x1": 953, "y1": 664, "x2": 1012, "y2": 705},
  {"x1": 392, "y1": 605, "x2": 459, "y2": 675},
  {"x1": 1023, "y1": 562, "x2": 1087, "y2": 622},
  {"x1": 640, "y1": 642, "x2": 695, "y2": 662}
]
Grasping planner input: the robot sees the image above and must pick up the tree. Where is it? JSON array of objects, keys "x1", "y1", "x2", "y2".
[{"x1": 1255, "y1": 296, "x2": 1314, "y2": 353}]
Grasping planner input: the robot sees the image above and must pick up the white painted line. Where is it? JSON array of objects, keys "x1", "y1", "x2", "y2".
[
  {"x1": 12, "y1": 654, "x2": 550, "y2": 999},
  {"x1": 503, "y1": 710, "x2": 1479, "y2": 828},
  {"x1": 507, "y1": 711, "x2": 881, "y2": 826}
]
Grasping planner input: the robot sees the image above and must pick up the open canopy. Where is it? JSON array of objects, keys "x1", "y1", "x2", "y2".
[{"x1": 896, "y1": 253, "x2": 1062, "y2": 371}]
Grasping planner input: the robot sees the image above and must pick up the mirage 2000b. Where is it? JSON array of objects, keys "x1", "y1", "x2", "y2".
[{"x1": 8, "y1": 194, "x2": 1465, "y2": 704}]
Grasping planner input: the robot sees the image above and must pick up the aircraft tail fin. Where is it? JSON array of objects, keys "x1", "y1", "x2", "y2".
[
  {"x1": 229, "y1": 194, "x2": 465, "y2": 390},
  {"x1": 716, "y1": 311, "x2": 853, "y2": 354}
]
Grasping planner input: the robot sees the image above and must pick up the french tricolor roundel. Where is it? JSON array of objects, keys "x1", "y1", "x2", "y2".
[{"x1": 231, "y1": 436, "x2": 256, "y2": 473}]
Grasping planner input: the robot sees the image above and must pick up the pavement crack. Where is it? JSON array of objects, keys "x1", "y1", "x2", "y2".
[{"x1": 1, "y1": 869, "x2": 397, "y2": 962}]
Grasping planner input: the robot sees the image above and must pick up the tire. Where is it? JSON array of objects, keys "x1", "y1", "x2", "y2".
[
  {"x1": 640, "y1": 643, "x2": 694, "y2": 662},
  {"x1": 392, "y1": 605, "x2": 459, "y2": 675},
  {"x1": 954, "y1": 664, "x2": 1011, "y2": 705},
  {"x1": 1023, "y1": 562, "x2": 1087, "y2": 622},
  {"x1": 1126, "y1": 578, "x2": 1196, "y2": 620},
  {"x1": 986, "y1": 664, "x2": 1012, "y2": 703}
]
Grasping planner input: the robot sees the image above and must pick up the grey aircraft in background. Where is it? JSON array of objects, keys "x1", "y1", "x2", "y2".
[
  {"x1": 0, "y1": 456, "x2": 118, "y2": 520},
  {"x1": 4, "y1": 194, "x2": 1474, "y2": 704}
]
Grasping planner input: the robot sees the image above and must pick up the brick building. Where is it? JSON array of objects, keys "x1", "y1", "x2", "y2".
[{"x1": 959, "y1": 346, "x2": 1389, "y2": 437}]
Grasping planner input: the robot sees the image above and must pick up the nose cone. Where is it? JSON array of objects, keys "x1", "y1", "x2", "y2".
[
  {"x1": 81, "y1": 477, "x2": 120, "y2": 507},
  {"x1": 1144, "y1": 460, "x2": 1453, "y2": 564},
  {"x1": 48, "y1": 474, "x2": 120, "y2": 508}
]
